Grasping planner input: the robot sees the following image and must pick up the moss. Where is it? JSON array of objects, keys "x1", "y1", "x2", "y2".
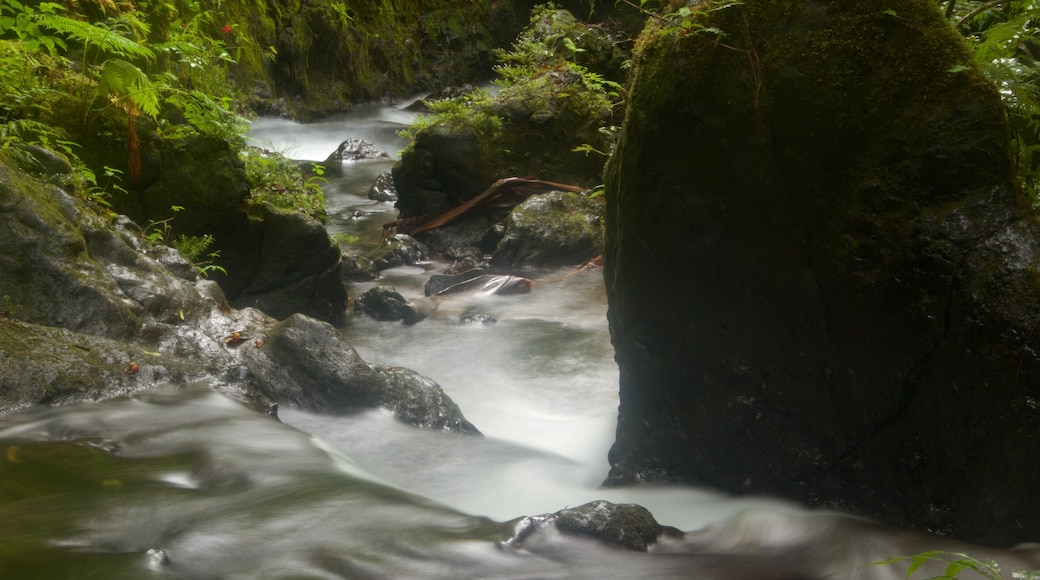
[{"x1": 608, "y1": 0, "x2": 1013, "y2": 282}]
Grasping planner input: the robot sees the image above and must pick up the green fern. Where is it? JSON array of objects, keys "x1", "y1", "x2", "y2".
[
  {"x1": 33, "y1": 12, "x2": 154, "y2": 62},
  {"x1": 97, "y1": 58, "x2": 162, "y2": 118}
]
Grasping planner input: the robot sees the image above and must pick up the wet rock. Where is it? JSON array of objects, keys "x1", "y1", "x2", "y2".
[
  {"x1": 426, "y1": 269, "x2": 532, "y2": 297},
  {"x1": 401, "y1": 297, "x2": 440, "y2": 325},
  {"x1": 504, "y1": 500, "x2": 670, "y2": 552},
  {"x1": 459, "y1": 312, "x2": 496, "y2": 325},
  {"x1": 367, "y1": 170, "x2": 398, "y2": 202},
  {"x1": 372, "y1": 366, "x2": 480, "y2": 433},
  {"x1": 425, "y1": 268, "x2": 487, "y2": 296},
  {"x1": 356, "y1": 286, "x2": 410, "y2": 321},
  {"x1": 230, "y1": 206, "x2": 347, "y2": 326},
  {"x1": 0, "y1": 159, "x2": 476, "y2": 433},
  {"x1": 243, "y1": 314, "x2": 480, "y2": 432},
  {"x1": 491, "y1": 190, "x2": 604, "y2": 270},
  {"x1": 324, "y1": 138, "x2": 390, "y2": 163},
  {"x1": 365, "y1": 233, "x2": 429, "y2": 271},
  {"x1": 340, "y1": 252, "x2": 379, "y2": 282}
]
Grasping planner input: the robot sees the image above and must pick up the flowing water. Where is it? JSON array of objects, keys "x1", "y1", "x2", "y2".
[{"x1": 1, "y1": 99, "x2": 1034, "y2": 579}]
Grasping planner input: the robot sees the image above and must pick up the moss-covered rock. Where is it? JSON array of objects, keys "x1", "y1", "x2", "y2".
[
  {"x1": 604, "y1": 0, "x2": 1040, "y2": 545},
  {"x1": 491, "y1": 190, "x2": 604, "y2": 269}
]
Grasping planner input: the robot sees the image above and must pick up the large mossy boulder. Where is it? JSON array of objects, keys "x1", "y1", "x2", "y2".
[{"x1": 604, "y1": 0, "x2": 1040, "y2": 545}]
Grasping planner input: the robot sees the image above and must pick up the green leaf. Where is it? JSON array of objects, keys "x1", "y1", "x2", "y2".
[{"x1": 947, "y1": 64, "x2": 971, "y2": 73}]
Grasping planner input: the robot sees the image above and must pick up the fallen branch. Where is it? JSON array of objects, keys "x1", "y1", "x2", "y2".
[{"x1": 383, "y1": 177, "x2": 585, "y2": 236}]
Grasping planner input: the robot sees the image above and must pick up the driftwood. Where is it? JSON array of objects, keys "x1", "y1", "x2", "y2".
[{"x1": 383, "y1": 177, "x2": 585, "y2": 237}]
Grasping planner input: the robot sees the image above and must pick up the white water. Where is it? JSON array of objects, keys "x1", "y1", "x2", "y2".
[
  {"x1": 248, "y1": 102, "x2": 798, "y2": 532},
  {"x1": 0, "y1": 101, "x2": 1031, "y2": 579}
]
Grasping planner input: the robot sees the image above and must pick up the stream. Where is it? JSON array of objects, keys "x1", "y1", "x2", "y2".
[{"x1": 0, "y1": 99, "x2": 1029, "y2": 579}]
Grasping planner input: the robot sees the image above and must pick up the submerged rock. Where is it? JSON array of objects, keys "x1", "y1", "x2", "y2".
[
  {"x1": 604, "y1": 0, "x2": 1040, "y2": 545},
  {"x1": 356, "y1": 286, "x2": 411, "y2": 321}
]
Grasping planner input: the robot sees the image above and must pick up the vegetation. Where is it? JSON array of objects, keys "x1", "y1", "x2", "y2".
[
  {"x1": 242, "y1": 148, "x2": 327, "y2": 220},
  {"x1": 943, "y1": 0, "x2": 1040, "y2": 204},
  {"x1": 0, "y1": 0, "x2": 325, "y2": 260},
  {"x1": 874, "y1": 550, "x2": 1040, "y2": 579},
  {"x1": 400, "y1": 3, "x2": 627, "y2": 185}
]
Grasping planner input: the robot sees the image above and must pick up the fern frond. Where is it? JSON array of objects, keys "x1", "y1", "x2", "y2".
[
  {"x1": 98, "y1": 58, "x2": 161, "y2": 118},
  {"x1": 35, "y1": 13, "x2": 153, "y2": 61}
]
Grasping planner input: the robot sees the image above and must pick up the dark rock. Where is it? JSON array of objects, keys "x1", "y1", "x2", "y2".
[
  {"x1": 366, "y1": 233, "x2": 429, "y2": 271},
  {"x1": 425, "y1": 268, "x2": 487, "y2": 296},
  {"x1": 503, "y1": 500, "x2": 669, "y2": 552},
  {"x1": 419, "y1": 215, "x2": 494, "y2": 260},
  {"x1": 371, "y1": 366, "x2": 480, "y2": 433},
  {"x1": 230, "y1": 206, "x2": 347, "y2": 326},
  {"x1": 241, "y1": 314, "x2": 479, "y2": 432},
  {"x1": 248, "y1": 314, "x2": 385, "y2": 409},
  {"x1": 392, "y1": 125, "x2": 492, "y2": 218},
  {"x1": 356, "y1": 286, "x2": 410, "y2": 321},
  {"x1": 490, "y1": 190, "x2": 604, "y2": 270},
  {"x1": 603, "y1": 0, "x2": 1040, "y2": 546},
  {"x1": 341, "y1": 252, "x2": 379, "y2": 282},
  {"x1": 324, "y1": 138, "x2": 390, "y2": 163},
  {"x1": 401, "y1": 297, "x2": 440, "y2": 325},
  {"x1": 12, "y1": 143, "x2": 72, "y2": 180},
  {"x1": 100, "y1": 133, "x2": 349, "y2": 327},
  {"x1": 367, "y1": 170, "x2": 398, "y2": 202},
  {"x1": 426, "y1": 269, "x2": 532, "y2": 297},
  {"x1": 0, "y1": 158, "x2": 477, "y2": 434}
]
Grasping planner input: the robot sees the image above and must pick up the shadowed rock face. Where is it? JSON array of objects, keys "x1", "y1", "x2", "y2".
[{"x1": 603, "y1": 0, "x2": 1040, "y2": 545}]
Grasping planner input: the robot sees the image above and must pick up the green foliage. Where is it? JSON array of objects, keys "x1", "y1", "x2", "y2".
[
  {"x1": 242, "y1": 148, "x2": 327, "y2": 220},
  {"x1": 0, "y1": 0, "x2": 250, "y2": 202},
  {"x1": 399, "y1": 88, "x2": 502, "y2": 141},
  {"x1": 142, "y1": 205, "x2": 185, "y2": 245},
  {"x1": 874, "y1": 550, "x2": 1040, "y2": 579},
  {"x1": 401, "y1": 4, "x2": 624, "y2": 183},
  {"x1": 171, "y1": 233, "x2": 227, "y2": 278},
  {"x1": 615, "y1": 0, "x2": 743, "y2": 39},
  {"x1": 945, "y1": 0, "x2": 1040, "y2": 204}
]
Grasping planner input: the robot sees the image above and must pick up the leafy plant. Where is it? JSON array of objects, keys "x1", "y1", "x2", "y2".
[
  {"x1": 401, "y1": 4, "x2": 625, "y2": 182},
  {"x1": 943, "y1": 0, "x2": 1040, "y2": 204},
  {"x1": 172, "y1": 233, "x2": 227, "y2": 278},
  {"x1": 874, "y1": 550, "x2": 1040, "y2": 579},
  {"x1": 243, "y1": 148, "x2": 327, "y2": 220},
  {"x1": 614, "y1": 0, "x2": 743, "y2": 38},
  {"x1": 142, "y1": 205, "x2": 185, "y2": 245}
]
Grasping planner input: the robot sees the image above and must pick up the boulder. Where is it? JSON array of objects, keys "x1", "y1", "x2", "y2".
[
  {"x1": 0, "y1": 157, "x2": 477, "y2": 434},
  {"x1": 356, "y1": 286, "x2": 411, "y2": 321},
  {"x1": 230, "y1": 205, "x2": 347, "y2": 326},
  {"x1": 365, "y1": 233, "x2": 430, "y2": 271},
  {"x1": 603, "y1": 0, "x2": 1040, "y2": 545},
  {"x1": 104, "y1": 132, "x2": 349, "y2": 327},
  {"x1": 502, "y1": 500, "x2": 672, "y2": 552},
  {"x1": 367, "y1": 170, "x2": 398, "y2": 202},
  {"x1": 324, "y1": 138, "x2": 390, "y2": 162},
  {"x1": 490, "y1": 190, "x2": 604, "y2": 270}
]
